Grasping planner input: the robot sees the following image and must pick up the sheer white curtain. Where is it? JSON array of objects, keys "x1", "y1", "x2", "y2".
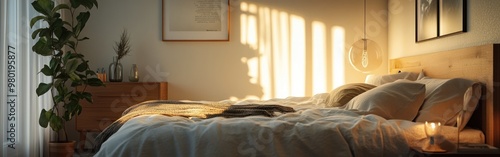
[{"x1": 1, "y1": 0, "x2": 51, "y2": 156}]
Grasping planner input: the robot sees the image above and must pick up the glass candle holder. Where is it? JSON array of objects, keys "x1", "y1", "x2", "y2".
[{"x1": 422, "y1": 121, "x2": 446, "y2": 152}]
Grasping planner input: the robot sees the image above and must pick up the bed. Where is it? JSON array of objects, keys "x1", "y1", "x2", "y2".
[{"x1": 92, "y1": 44, "x2": 500, "y2": 156}]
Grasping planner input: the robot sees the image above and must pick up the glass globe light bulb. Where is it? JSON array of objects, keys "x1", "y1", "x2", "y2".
[{"x1": 348, "y1": 39, "x2": 383, "y2": 73}]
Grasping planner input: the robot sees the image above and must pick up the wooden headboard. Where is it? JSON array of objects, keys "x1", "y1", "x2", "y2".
[{"x1": 389, "y1": 43, "x2": 500, "y2": 147}]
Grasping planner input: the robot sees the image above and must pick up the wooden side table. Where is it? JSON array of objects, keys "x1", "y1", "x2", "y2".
[{"x1": 76, "y1": 82, "x2": 168, "y2": 147}]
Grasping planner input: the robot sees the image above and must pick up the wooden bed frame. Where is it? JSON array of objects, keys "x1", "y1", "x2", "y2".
[{"x1": 389, "y1": 43, "x2": 500, "y2": 147}]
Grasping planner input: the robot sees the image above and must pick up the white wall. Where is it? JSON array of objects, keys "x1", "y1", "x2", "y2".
[
  {"x1": 79, "y1": 0, "x2": 388, "y2": 101},
  {"x1": 388, "y1": 0, "x2": 500, "y2": 59}
]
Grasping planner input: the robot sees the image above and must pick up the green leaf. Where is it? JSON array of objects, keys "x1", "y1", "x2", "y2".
[
  {"x1": 76, "y1": 104, "x2": 83, "y2": 115},
  {"x1": 36, "y1": 83, "x2": 52, "y2": 96},
  {"x1": 67, "y1": 41, "x2": 76, "y2": 50},
  {"x1": 49, "y1": 57, "x2": 59, "y2": 70},
  {"x1": 90, "y1": 0, "x2": 99, "y2": 8},
  {"x1": 31, "y1": 0, "x2": 53, "y2": 16},
  {"x1": 76, "y1": 62, "x2": 88, "y2": 72},
  {"x1": 32, "y1": 29, "x2": 42, "y2": 39},
  {"x1": 70, "y1": 0, "x2": 81, "y2": 8},
  {"x1": 87, "y1": 78, "x2": 104, "y2": 86},
  {"x1": 40, "y1": 65, "x2": 52, "y2": 76},
  {"x1": 49, "y1": 116, "x2": 63, "y2": 132},
  {"x1": 64, "y1": 101, "x2": 79, "y2": 121},
  {"x1": 75, "y1": 11, "x2": 90, "y2": 34},
  {"x1": 56, "y1": 26, "x2": 72, "y2": 44},
  {"x1": 80, "y1": 0, "x2": 95, "y2": 9},
  {"x1": 54, "y1": 95, "x2": 64, "y2": 103},
  {"x1": 38, "y1": 28, "x2": 51, "y2": 38},
  {"x1": 32, "y1": 37, "x2": 52, "y2": 56},
  {"x1": 39, "y1": 0, "x2": 55, "y2": 12},
  {"x1": 76, "y1": 73, "x2": 87, "y2": 80},
  {"x1": 85, "y1": 70, "x2": 97, "y2": 76},
  {"x1": 39, "y1": 109, "x2": 49, "y2": 128},
  {"x1": 82, "y1": 92, "x2": 93, "y2": 103},
  {"x1": 30, "y1": 16, "x2": 46, "y2": 28},
  {"x1": 65, "y1": 59, "x2": 79, "y2": 74},
  {"x1": 69, "y1": 73, "x2": 81, "y2": 81},
  {"x1": 53, "y1": 4, "x2": 70, "y2": 12},
  {"x1": 52, "y1": 19, "x2": 65, "y2": 39},
  {"x1": 78, "y1": 37, "x2": 90, "y2": 41},
  {"x1": 62, "y1": 51, "x2": 72, "y2": 62}
]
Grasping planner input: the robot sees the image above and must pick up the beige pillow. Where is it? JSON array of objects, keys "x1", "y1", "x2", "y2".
[
  {"x1": 414, "y1": 78, "x2": 480, "y2": 128},
  {"x1": 342, "y1": 81, "x2": 426, "y2": 120},
  {"x1": 325, "y1": 83, "x2": 376, "y2": 107}
]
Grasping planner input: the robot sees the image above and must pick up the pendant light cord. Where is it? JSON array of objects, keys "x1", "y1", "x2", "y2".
[{"x1": 363, "y1": 0, "x2": 366, "y2": 40}]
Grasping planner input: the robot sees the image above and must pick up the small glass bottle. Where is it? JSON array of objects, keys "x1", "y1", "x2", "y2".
[
  {"x1": 129, "y1": 64, "x2": 139, "y2": 82},
  {"x1": 108, "y1": 56, "x2": 123, "y2": 82}
]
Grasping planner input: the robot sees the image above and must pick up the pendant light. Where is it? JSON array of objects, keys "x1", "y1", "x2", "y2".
[{"x1": 348, "y1": 0, "x2": 383, "y2": 73}]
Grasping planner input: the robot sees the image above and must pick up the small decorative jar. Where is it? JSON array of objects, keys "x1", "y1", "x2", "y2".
[{"x1": 129, "y1": 64, "x2": 139, "y2": 82}]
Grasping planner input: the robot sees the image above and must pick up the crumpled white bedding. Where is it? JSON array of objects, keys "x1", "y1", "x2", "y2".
[{"x1": 93, "y1": 94, "x2": 482, "y2": 157}]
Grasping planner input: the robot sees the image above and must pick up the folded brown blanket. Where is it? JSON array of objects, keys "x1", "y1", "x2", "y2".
[{"x1": 93, "y1": 100, "x2": 295, "y2": 152}]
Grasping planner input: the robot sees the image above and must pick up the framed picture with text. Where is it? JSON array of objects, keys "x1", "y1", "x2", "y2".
[{"x1": 162, "y1": 0, "x2": 230, "y2": 41}]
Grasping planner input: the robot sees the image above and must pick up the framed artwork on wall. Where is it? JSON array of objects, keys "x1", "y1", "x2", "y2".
[
  {"x1": 439, "y1": 0, "x2": 465, "y2": 36},
  {"x1": 416, "y1": 0, "x2": 438, "y2": 42},
  {"x1": 162, "y1": 0, "x2": 230, "y2": 41},
  {"x1": 415, "y1": 0, "x2": 466, "y2": 42}
]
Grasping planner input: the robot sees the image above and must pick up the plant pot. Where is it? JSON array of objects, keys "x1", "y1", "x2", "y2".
[{"x1": 49, "y1": 141, "x2": 76, "y2": 157}]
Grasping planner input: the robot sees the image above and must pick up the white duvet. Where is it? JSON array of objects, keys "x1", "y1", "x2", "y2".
[{"x1": 93, "y1": 94, "x2": 475, "y2": 157}]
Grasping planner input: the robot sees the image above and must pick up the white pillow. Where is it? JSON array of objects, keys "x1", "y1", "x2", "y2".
[
  {"x1": 364, "y1": 72, "x2": 419, "y2": 86},
  {"x1": 413, "y1": 78, "x2": 481, "y2": 129},
  {"x1": 342, "y1": 80, "x2": 426, "y2": 120}
]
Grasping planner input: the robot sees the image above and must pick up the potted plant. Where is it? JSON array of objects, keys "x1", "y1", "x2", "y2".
[{"x1": 30, "y1": 0, "x2": 103, "y2": 156}]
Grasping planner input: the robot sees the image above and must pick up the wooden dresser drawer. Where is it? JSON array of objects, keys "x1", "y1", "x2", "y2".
[{"x1": 76, "y1": 82, "x2": 167, "y2": 131}]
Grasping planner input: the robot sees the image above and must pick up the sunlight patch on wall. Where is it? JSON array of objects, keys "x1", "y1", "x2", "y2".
[
  {"x1": 238, "y1": 1, "x2": 346, "y2": 100},
  {"x1": 312, "y1": 21, "x2": 327, "y2": 94},
  {"x1": 273, "y1": 10, "x2": 291, "y2": 98},
  {"x1": 258, "y1": 6, "x2": 272, "y2": 100},
  {"x1": 240, "y1": 2, "x2": 258, "y2": 50},
  {"x1": 332, "y1": 26, "x2": 346, "y2": 89},
  {"x1": 289, "y1": 15, "x2": 306, "y2": 97},
  {"x1": 240, "y1": 3, "x2": 248, "y2": 44}
]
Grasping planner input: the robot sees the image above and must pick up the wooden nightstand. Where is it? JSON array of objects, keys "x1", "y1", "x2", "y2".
[
  {"x1": 76, "y1": 82, "x2": 167, "y2": 142},
  {"x1": 410, "y1": 145, "x2": 500, "y2": 157}
]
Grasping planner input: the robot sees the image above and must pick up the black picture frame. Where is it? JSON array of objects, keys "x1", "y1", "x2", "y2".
[{"x1": 415, "y1": 0, "x2": 466, "y2": 42}]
